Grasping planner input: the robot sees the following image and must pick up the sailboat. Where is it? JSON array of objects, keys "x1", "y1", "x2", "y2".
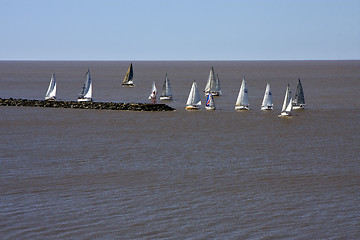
[
  {"x1": 292, "y1": 78, "x2": 305, "y2": 109},
  {"x1": 235, "y1": 77, "x2": 249, "y2": 110},
  {"x1": 122, "y1": 63, "x2": 135, "y2": 87},
  {"x1": 279, "y1": 84, "x2": 292, "y2": 117},
  {"x1": 186, "y1": 81, "x2": 201, "y2": 110},
  {"x1": 204, "y1": 67, "x2": 222, "y2": 96},
  {"x1": 160, "y1": 74, "x2": 173, "y2": 100},
  {"x1": 45, "y1": 72, "x2": 56, "y2": 100},
  {"x1": 148, "y1": 81, "x2": 157, "y2": 101},
  {"x1": 261, "y1": 83, "x2": 273, "y2": 110},
  {"x1": 205, "y1": 92, "x2": 216, "y2": 110},
  {"x1": 78, "y1": 69, "x2": 92, "y2": 102}
]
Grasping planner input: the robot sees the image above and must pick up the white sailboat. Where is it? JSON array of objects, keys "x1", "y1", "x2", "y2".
[
  {"x1": 122, "y1": 63, "x2": 135, "y2": 87},
  {"x1": 148, "y1": 81, "x2": 157, "y2": 101},
  {"x1": 160, "y1": 74, "x2": 173, "y2": 100},
  {"x1": 279, "y1": 84, "x2": 292, "y2": 117},
  {"x1": 45, "y1": 72, "x2": 56, "y2": 100},
  {"x1": 292, "y1": 78, "x2": 305, "y2": 109},
  {"x1": 186, "y1": 81, "x2": 201, "y2": 110},
  {"x1": 78, "y1": 69, "x2": 92, "y2": 102},
  {"x1": 235, "y1": 77, "x2": 249, "y2": 110},
  {"x1": 205, "y1": 92, "x2": 216, "y2": 110},
  {"x1": 261, "y1": 83, "x2": 273, "y2": 110},
  {"x1": 204, "y1": 67, "x2": 222, "y2": 96}
]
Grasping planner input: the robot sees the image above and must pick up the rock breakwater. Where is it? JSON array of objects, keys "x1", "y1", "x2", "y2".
[{"x1": 0, "y1": 98, "x2": 175, "y2": 111}]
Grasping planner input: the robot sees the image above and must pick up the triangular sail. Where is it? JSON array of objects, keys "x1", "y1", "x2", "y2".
[
  {"x1": 186, "y1": 81, "x2": 201, "y2": 106},
  {"x1": 215, "y1": 74, "x2": 222, "y2": 95},
  {"x1": 78, "y1": 69, "x2": 92, "y2": 99},
  {"x1": 122, "y1": 63, "x2": 134, "y2": 85},
  {"x1": 261, "y1": 83, "x2": 273, "y2": 109},
  {"x1": 45, "y1": 72, "x2": 56, "y2": 100},
  {"x1": 160, "y1": 74, "x2": 173, "y2": 98},
  {"x1": 204, "y1": 67, "x2": 216, "y2": 94},
  {"x1": 148, "y1": 81, "x2": 157, "y2": 99},
  {"x1": 293, "y1": 78, "x2": 305, "y2": 105},
  {"x1": 235, "y1": 78, "x2": 249, "y2": 107},
  {"x1": 281, "y1": 84, "x2": 292, "y2": 113},
  {"x1": 206, "y1": 92, "x2": 215, "y2": 109}
]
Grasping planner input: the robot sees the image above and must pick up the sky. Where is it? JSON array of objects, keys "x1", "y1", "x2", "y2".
[{"x1": 0, "y1": 0, "x2": 359, "y2": 60}]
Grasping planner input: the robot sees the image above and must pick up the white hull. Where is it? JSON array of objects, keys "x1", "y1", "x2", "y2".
[
  {"x1": 293, "y1": 105, "x2": 305, "y2": 110},
  {"x1": 122, "y1": 82, "x2": 135, "y2": 87},
  {"x1": 205, "y1": 91, "x2": 220, "y2": 96},
  {"x1": 205, "y1": 106, "x2": 215, "y2": 110},
  {"x1": 261, "y1": 106, "x2": 273, "y2": 111},
  {"x1": 160, "y1": 96, "x2": 173, "y2": 100},
  {"x1": 186, "y1": 105, "x2": 200, "y2": 110},
  {"x1": 278, "y1": 111, "x2": 292, "y2": 117},
  {"x1": 78, "y1": 98, "x2": 92, "y2": 102},
  {"x1": 235, "y1": 105, "x2": 249, "y2": 111},
  {"x1": 45, "y1": 96, "x2": 56, "y2": 101}
]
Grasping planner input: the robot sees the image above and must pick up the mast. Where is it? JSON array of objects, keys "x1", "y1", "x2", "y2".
[
  {"x1": 160, "y1": 73, "x2": 173, "y2": 98},
  {"x1": 205, "y1": 67, "x2": 216, "y2": 94},
  {"x1": 281, "y1": 84, "x2": 292, "y2": 113},
  {"x1": 186, "y1": 81, "x2": 201, "y2": 106},
  {"x1": 261, "y1": 83, "x2": 273, "y2": 109},
  {"x1": 78, "y1": 69, "x2": 92, "y2": 100}
]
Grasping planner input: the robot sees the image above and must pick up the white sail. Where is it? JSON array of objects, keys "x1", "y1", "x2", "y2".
[
  {"x1": 148, "y1": 81, "x2": 157, "y2": 100},
  {"x1": 45, "y1": 72, "x2": 56, "y2": 100},
  {"x1": 215, "y1": 74, "x2": 222, "y2": 95},
  {"x1": 261, "y1": 83, "x2": 273, "y2": 110},
  {"x1": 204, "y1": 67, "x2": 221, "y2": 96},
  {"x1": 78, "y1": 69, "x2": 92, "y2": 102},
  {"x1": 235, "y1": 78, "x2": 249, "y2": 110},
  {"x1": 160, "y1": 74, "x2": 173, "y2": 100},
  {"x1": 205, "y1": 92, "x2": 216, "y2": 110},
  {"x1": 280, "y1": 84, "x2": 292, "y2": 116},
  {"x1": 186, "y1": 81, "x2": 201, "y2": 109}
]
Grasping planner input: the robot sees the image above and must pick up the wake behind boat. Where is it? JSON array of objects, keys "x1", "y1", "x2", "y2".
[
  {"x1": 160, "y1": 74, "x2": 173, "y2": 100},
  {"x1": 122, "y1": 63, "x2": 135, "y2": 87},
  {"x1": 45, "y1": 72, "x2": 56, "y2": 100},
  {"x1": 235, "y1": 77, "x2": 249, "y2": 110},
  {"x1": 293, "y1": 78, "x2": 305, "y2": 109},
  {"x1": 278, "y1": 84, "x2": 292, "y2": 117},
  {"x1": 261, "y1": 83, "x2": 273, "y2": 110},
  {"x1": 186, "y1": 81, "x2": 201, "y2": 110},
  {"x1": 78, "y1": 69, "x2": 92, "y2": 102}
]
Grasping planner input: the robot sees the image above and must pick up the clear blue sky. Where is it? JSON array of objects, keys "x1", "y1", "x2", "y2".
[{"x1": 1, "y1": 0, "x2": 359, "y2": 60}]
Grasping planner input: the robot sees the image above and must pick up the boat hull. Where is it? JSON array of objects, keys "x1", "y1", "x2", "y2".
[
  {"x1": 77, "y1": 98, "x2": 92, "y2": 102},
  {"x1": 261, "y1": 106, "x2": 273, "y2": 111},
  {"x1": 235, "y1": 105, "x2": 249, "y2": 111},
  {"x1": 278, "y1": 111, "x2": 292, "y2": 117},
  {"x1": 122, "y1": 82, "x2": 135, "y2": 87},
  {"x1": 293, "y1": 104, "x2": 305, "y2": 110},
  {"x1": 205, "y1": 106, "x2": 215, "y2": 110},
  {"x1": 205, "y1": 91, "x2": 221, "y2": 96},
  {"x1": 45, "y1": 97, "x2": 56, "y2": 101},
  {"x1": 186, "y1": 105, "x2": 200, "y2": 110},
  {"x1": 160, "y1": 96, "x2": 173, "y2": 100}
]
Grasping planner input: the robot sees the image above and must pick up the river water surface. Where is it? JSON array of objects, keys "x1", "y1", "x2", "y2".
[{"x1": 0, "y1": 61, "x2": 359, "y2": 239}]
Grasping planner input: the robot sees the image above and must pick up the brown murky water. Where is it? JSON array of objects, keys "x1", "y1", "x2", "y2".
[{"x1": 0, "y1": 61, "x2": 359, "y2": 239}]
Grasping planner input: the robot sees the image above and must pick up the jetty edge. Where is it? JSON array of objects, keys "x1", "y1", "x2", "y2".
[{"x1": 0, "y1": 98, "x2": 175, "y2": 111}]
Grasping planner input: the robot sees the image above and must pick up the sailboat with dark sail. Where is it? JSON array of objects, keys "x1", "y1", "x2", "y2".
[
  {"x1": 78, "y1": 69, "x2": 92, "y2": 102},
  {"x1": 122, "y1": 63, "x2": 135, "y2": 87},
  {"x1": 292, "y1": 78, "x2": 305, "y2": 109},
  {"x1": 45, "y1": 72, "x2": 56, "y2": 100},
  {"x1": 160, "y1": 74, "x2": 173, "y2": 100}
]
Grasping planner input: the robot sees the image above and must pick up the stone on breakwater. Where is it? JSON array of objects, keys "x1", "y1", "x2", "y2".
[{"x1": 0, "y1": 98, "x2": 175, "y2": 111}]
